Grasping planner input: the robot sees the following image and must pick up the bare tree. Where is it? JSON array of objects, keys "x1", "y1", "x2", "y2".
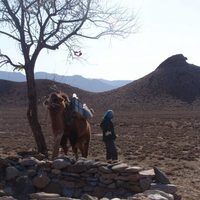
[{"x1": 0, "y1": 0, "x2": 137, "y2": 156}]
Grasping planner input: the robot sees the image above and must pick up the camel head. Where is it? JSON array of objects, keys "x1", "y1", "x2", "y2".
[{"x1": 44, "y1": 92, "x2": 70, "y2": 112}]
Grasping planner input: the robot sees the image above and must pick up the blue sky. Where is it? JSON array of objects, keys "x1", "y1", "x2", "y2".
[{"x1": 1, "y1": 0, "x2": 200, "y2": 80}]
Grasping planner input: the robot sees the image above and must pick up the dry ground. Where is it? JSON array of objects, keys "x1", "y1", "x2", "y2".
[{"x1": 0, "y1": 106, "x2": 200, "y2": 200}]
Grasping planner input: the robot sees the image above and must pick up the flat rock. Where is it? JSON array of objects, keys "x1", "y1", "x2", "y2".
[
  {"x1": 32, "y1": 175, "x2": 50, "y2": 189},
  {"x1": 29, "y1": 192, "x2": 60, "y2": 199},
  {"x1": 139, "y1": 169, "x2": 155, "y2": 177},
  {"x1": 0, "y1": 196, "x2": 17, "y2": 200},
  {"x1": 99, "y1": 166, "x2": 112, "y2": 173},
  {"x1": 81, "y1": 194, "x2": 98, "y2": 200},
  {"x1": 19, "y1": 157, "x2": 39, "y2": 166},
  {"x1": 125, "y1": 166, "x2": 142, "y2": 173},
  {"x1": 111, "y1": 163, "x2": 128, "y2": 172},
  {"x1": 150, "y1": 183, "x2": 177, "y2": 194},
  {"x1": 52, "y1": 159, "x2": 71, "y2": 169},
  {"x1": 132, "y1": 189, "x2": 174, "y2": 200},
  {"x1": 6, "y1": 166, "x2": 20, "y2": 180}
]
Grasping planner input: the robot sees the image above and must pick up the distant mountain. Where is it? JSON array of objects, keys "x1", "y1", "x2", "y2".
[
  {"x1": 0, "y1": 71, "x2": 25, "y2": 82},
  {"x1": 35, "y1": 72, "x2": 132, "y2": 92},
  {"x1": 0, "y1": 71, "x2": 132, "y2": 92}
]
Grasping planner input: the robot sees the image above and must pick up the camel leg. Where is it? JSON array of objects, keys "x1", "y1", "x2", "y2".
[
  {"x1": 72, "y1": 145, "x2": 78, "y2": 160},
  {"x1": 60, "y1": 134, "x2": 68, "y2": 155},
  {"x1": 52, "y1": 134, "x2": 62, "y2": 160},
  {"x1": 81, "y1": 129, "x2": 91, "y2": 158},
  {"x1": 78, "y1": 142, "x2": 84, "y2": 158},
  {"x1": 83, "y1": 123, "x2": 91, "y2": 158},
  {"x1": 79, "y1": 141, "x2": 89, "y2": 158},
  {"x1": 83, "y1": 141, "x2": 90, "y2": 158}
]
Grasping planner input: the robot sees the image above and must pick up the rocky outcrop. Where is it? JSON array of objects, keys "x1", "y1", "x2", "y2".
[
  {"x1": 157, "y1": 54, "x2": 188, "y2": 69},
  {"x1": 0, "y1": 155, "x2": 181, "y2": 200},
  {"x1": 147, "y1": 54, "x2": 200, "y2": 103}
]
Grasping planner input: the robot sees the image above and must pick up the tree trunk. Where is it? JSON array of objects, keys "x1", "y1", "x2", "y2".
[{"x1": 25, "y1": 65, "x2": 48, "y2": 156}]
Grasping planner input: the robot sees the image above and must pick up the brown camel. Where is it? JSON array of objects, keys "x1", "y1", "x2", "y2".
[{"x1": 44, "y1": 92, "x2": 91, "y2": 160}]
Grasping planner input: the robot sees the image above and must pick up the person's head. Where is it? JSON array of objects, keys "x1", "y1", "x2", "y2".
[{"x1": 104, "y1": 110, "x2": 114, "y2": 120}]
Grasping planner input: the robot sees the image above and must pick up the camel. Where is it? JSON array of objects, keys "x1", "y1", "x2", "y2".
[{"x1": 44, "y1": 92, "x2": 91, "y2": 160}]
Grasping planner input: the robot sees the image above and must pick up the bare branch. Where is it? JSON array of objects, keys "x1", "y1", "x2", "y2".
[
  {"x1": 1, "y1": 0, "x2": 22, "y2": 33},
  {"x1": 0, "y1": 53, "x2": 20, "y2": 68},
  {"x1": 0, "y1": 0, "x2": 137, "y2": 67},
  {"x1": 0, "y1": 30, "x2": 20, "y2": 41},
  {"x1": 43, "y1": 0, "x2": 92, "y2": 50},
  {"x1": 24, "y1": 12, "x2": 34, "y2": 46}
]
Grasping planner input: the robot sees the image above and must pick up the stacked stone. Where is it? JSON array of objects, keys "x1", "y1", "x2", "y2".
[{"x1": 0, "y1": 156, "x2": 179, "y2": 200}]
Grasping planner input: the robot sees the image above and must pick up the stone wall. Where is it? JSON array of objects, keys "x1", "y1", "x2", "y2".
[{"x1": 0, "y1": 155, "x2": 180, "y2": 200}]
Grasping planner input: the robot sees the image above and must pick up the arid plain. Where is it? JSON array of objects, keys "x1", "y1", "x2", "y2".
[
  {"x1": 0, "y1": 106, "x2": 200, "y2": 200},
  {"x1": 1, "y1": 55, "x2": 200, "y2": 200}
]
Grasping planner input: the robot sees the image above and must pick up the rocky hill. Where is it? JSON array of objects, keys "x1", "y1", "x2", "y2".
[
  {"x1": 92, "y1": 54, "x2": 200, "y2": 111},
  {"x1": 0, "y1": 79, "x2": 91, "y2": 106},
  {"x1": 148, "y1": 54, "x2": 200, "y2": 103},
  {"x1": 1, "y1": 54, "x2": 200, "y2": 111}
]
